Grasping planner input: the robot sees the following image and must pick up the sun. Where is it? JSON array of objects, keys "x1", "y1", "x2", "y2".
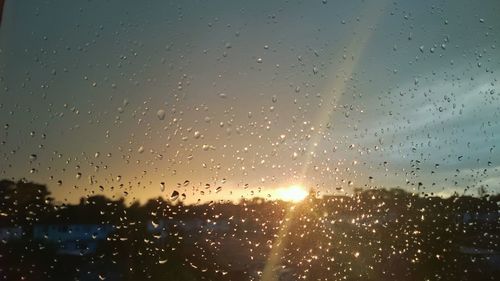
[{"x1": 275, "y1": 185, "x2": 308, "y2": 202}]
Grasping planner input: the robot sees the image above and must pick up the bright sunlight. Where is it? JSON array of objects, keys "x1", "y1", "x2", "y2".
[{"x1": 275, "y1": 185, "x2": 308, "y2": 202}]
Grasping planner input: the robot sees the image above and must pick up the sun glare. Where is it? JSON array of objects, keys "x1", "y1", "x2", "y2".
[{"x1": 276, "y1": 185, "x2": 308, "y2": 202}]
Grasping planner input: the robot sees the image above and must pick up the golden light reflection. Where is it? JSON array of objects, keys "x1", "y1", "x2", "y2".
[{"x1": 262, "y1": 2, "x2": 388, "y2": 279}]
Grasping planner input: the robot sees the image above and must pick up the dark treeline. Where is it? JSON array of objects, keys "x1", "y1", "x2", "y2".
[{"x1": 1, "y1": 179, "x2": 499, "y2": 281}]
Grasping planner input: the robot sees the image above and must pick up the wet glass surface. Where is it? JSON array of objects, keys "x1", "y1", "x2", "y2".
[{"x1": 1, "y1": 1, "x2": 499, "y2": 280}]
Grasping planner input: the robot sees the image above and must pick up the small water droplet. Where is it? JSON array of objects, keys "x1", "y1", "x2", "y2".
[
  {"x1": 157, "y1": 109, "x2": 166, "y2": 120},
  {"x1": 170, "y1": 190, "x2": 179, "y2": 201}
]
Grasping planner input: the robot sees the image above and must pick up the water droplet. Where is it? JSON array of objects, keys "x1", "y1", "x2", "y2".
[
  {"x1": 170, "y1": 190, "x2": 179, "y2": 201},
  {"x1": 151, "y1": 220, "x2": 159, "y2": 228},
  {"x1": 157, "y1": 109, "x2": 166, "y2": 120}
]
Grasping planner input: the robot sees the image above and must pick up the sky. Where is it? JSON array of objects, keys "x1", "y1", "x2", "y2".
[{"x1": 0, "y1": 0, "x2": 499, "y2": 204}]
